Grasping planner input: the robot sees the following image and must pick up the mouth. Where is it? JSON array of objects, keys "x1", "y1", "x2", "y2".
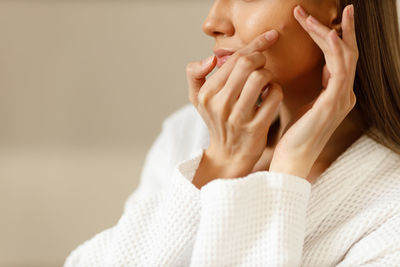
[{"x1": 214, "y1": 48, "x2": 235, "y2": 67}]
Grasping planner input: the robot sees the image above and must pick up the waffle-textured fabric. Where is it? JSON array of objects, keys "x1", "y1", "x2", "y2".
[{"x1": 64, "y1": 103, "x2": 400, "y2": 267}]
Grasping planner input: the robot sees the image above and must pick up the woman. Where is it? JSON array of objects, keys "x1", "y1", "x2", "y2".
[{"x1": 65, "y1": 0, "x2": 400, "y2": 266}]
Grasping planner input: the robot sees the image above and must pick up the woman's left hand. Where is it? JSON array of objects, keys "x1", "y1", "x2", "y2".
[{"x1": 268, "y1": 4, "x2": 359, "y2": 180}]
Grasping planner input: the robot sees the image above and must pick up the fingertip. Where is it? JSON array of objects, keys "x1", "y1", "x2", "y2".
[
  {"x1": 293, "y1": 6, "x2": 308, "y2": 30},
  {"x1": 201, "y1": 55, "x2": 215, "y2": 67},
  {"x1": 348, "y1": 4, "x2": 354, "y2": 18},
  {"x1": 293, "y1": 7, "x2": 301, "y2": 21},
  {"x1": 294, "y1": 5, "x2": 308, "y2": 19},
  {"x1": 209, "y1": 55, "x2": 217, "y2": 68},
  {"x1": 342, "y1": 5, "x2": 354, "y2": 25},
  {"x1": 203, "y1": 55, "x2": 217, "y2": 75},
  {"x1": 293, "y1": 5, "x2": 300, "y2": 15},
  {"x1": 187, "y1": 56, "x2": 215, "y2": 83},
  {"x1": 264, "y1": 29, "x2": 278, "y2": 41}
]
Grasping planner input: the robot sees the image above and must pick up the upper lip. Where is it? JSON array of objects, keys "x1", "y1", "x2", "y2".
[{"x1": 213, "y1": 49, "x2": 235, "y2": 58}]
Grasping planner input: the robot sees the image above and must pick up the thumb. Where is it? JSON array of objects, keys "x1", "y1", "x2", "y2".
[{"x1": 186, "y1": 55, "x2": 217, "y2": 106}]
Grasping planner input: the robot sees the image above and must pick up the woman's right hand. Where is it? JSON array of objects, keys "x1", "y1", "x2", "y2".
[{"x1": 186, "y1": 30, "x2": 284, "y2": 181}]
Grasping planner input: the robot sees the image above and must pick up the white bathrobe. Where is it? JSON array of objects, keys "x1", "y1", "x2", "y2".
[{"x1": 64, "y1": 103, "x2": 400, "y2": 266}]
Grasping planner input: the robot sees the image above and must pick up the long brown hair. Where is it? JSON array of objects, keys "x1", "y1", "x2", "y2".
[{"x1": 336, "y1": 0, "x2": 400, "y2": 153}]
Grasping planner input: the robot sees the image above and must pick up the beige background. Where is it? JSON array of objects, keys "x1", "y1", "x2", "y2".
[
  {"x1": 1, "y1": 1, "x2": 399, "y2": 267},
  {"x1": 0, "y1": 1, "x2": 213, "y2": 266}
]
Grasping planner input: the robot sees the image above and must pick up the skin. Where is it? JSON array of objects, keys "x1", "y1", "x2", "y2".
[{"x1": 186, "y1": 0, "x2": 362, "y2": 188}]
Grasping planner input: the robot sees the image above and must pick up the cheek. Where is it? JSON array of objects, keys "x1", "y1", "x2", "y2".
[
  {"x1": 235, "y1": 5, "x2": 324, "y2": 87},
  {"x1": 264, "y1": 20, "x2": 324, "y2": 87}
]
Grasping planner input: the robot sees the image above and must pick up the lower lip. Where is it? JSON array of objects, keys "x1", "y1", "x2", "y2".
[{"x1": 216, "y1": 55, "x2": 232, "y2": 67}]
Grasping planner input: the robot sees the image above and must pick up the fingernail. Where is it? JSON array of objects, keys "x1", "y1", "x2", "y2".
[
  {"x1": 349, "y1": 4, "x2": 354, "y2": 18},
  {"x1": 201, "y1": 55, "x2": 214, "y2": 67},
  {"x1": 261, "y1": 84, "x2": 271, "y2": 100},
  {"x1": 296, "y1": 5, "x2": 308, "y2": 18},
  {"x1": 264, "y1": 30, "x2": 278, "y2": 41},
  {"x1": 307, "y1": 15, "x2": 319, "y2": 25}
]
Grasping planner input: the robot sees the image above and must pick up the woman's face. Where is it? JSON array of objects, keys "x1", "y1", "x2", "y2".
[{"x1": 202, "y1": 0, "x2": 338, "y2": 90}]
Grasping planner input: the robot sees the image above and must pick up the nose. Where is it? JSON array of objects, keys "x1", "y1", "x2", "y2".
[{"x1": 202, "y1": 0, "x2": 234, "y2": 38}]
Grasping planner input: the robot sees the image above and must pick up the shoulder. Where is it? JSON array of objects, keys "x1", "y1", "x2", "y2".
[
  {"x1": 161, "y1": 103, "x2": 200, "y2": 129},
  {"x1": 337, "y1": 210, "x2": 400, "y2": 266},
  {"x1": 365, "y1": 129, "x2": 400, "y2": 179},
  {"x1": 142, "y1": 102, "x2": 208, "y2": 173},
  {"x1": 161, "y1": 103, "x2": 204, "y2": 132},
  {"x1": 359, "y1": 132, "x2": 400, "y2": 208},
  {"x1": 160, "y1": 103, "x2": 208, "y2": 151},
  {"x1": 124, "y1": 104, "x2": 206, "y2": 204}
]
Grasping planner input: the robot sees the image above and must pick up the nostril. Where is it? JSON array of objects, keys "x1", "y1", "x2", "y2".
[{"x1": 213, "y1": 31, "x2": 225, "y2": 37}]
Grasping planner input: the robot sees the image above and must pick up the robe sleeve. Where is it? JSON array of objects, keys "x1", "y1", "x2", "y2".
[
  {"x1": 177, "y1": 156, "x2": 399, "y2": 267},
  {"x1": 182, "y1": 169, "x2": 312, "y2": 266}
]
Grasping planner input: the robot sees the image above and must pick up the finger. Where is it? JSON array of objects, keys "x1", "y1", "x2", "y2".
[
  {"x1": 252, "y1": 83, "x2": 283, "y2": 131},
  {"x1": 232, "y1": 68, "x2": 274, "y2": 120},
  {"x1": 205, "y1": 29, "x2": 279, "y2": 91},
  {"x1": 186, "y1": 55, "x2": 217, "y2": 106},
  {"x1": 293, "y1": 5, "x2": 332, "y2": 53},
  {"x1": 237, "y1": 29, "x2": 279, "y2": 55},
  {"x1": 294, "y1": 5, "x2": 345, "y2": 75},
  {"x1": 341, "y1": 4, "x2": 358, "y2": 52},
  {"x1": 327, "y1": 29, "x2": 346, "y2": 72},
  {"x1": 217, "y1": 51, "x2": 267, "y2": 109}
]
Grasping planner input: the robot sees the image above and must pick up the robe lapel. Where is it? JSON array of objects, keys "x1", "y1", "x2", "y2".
[{"x1": 304, "y1": 128, "x2": 391, "y2": 242}]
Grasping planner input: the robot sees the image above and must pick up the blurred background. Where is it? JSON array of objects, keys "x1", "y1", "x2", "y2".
[
  {"x1": 1, "y1": 1, "x2": 400, "y2": 267},
  {"x1": 0, "y1": 0, "x2": 213, "y2": 266}
]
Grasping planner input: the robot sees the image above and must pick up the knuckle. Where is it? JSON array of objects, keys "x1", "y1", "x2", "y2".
[
  {"x1": 354, "y1": 50, "x2": 359, "y2": 60},
  {"x1": 214, "y1": 95, "x2": 229, "y2": 119},
  {"x1": 276, "y1": 88, "x2": 284, "y2": 101},
  {"x1": 350, "y1": 45, "x2": 359, "y2": 54},
  {"x1": 228, "y1": 110, "x2": 245, "y2": 125},
  {"x1": 343, "y1": 101, "x2": 353, "y2": 113},
  {"x1": 198, "y1": 90, "x2": 211, "y2": 107},
  {"x1": 231, "y1": 52, "x2": 242, "y2": 61},
  {"x1": 248, "y1": 119, "x2": 263, "y2": 131},
  {"x1": 270, "y1": 84, "x2": 284, "y2": 100},
  {"x1": 349, "y1": 91, "x2": 357, "y2": 108},
  {"x1": 229, "y1": 52, "x2": 243, "y2": 64},
  {"x1": 228, "y1": 114, "x2": 240, "y2": 126},
  {"x1": 237, "y1": 55, "x2": 255, "y2": 70},
  {"x1": 249, "y1": 70, "x2": 265, "y2": 84},
  {"x1": 252, "y1": 51, "x2": 265, "y2": 59},
  {"x1": 349, "y1": 100, "x2": 356, "y2": 111}
]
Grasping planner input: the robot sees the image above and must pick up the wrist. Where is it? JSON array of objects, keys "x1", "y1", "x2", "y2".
[
  {"x1": 192, "y1": 149, "x2": 252, "y2": 189},
  {"x1": 203, "y1": 148, "x2": 253, "y2": 178},
  {"x1": 269, "y1": 157, "x2": 311, "y2": 179}
]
